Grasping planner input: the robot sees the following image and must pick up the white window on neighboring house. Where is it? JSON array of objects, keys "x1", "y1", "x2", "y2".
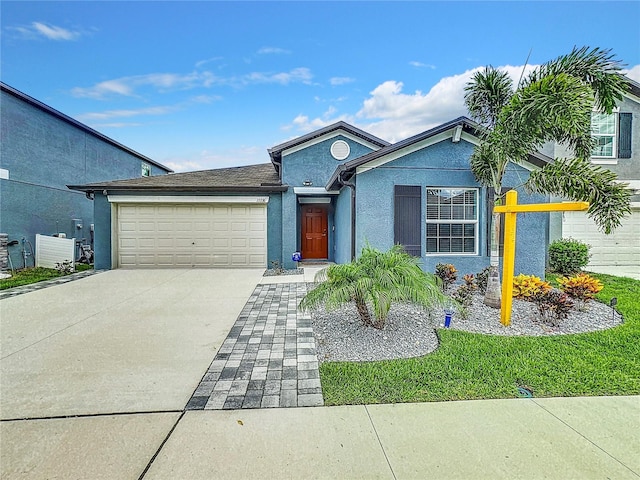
[
  {"x1": 591, "y1": 112, "x2": 617, "y2": 158},
  {"x1": 426, "y1": 188, "x2": 478, "y2": 255},
  {"x1": 590, "y1": 110, "x2": 633, "y2": 162},
  {"x1": 141, "y1": 162, "x2": 151, "y2": 177}
]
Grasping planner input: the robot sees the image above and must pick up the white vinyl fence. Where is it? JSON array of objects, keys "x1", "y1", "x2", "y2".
[{"x1": 35, "y1": 234, "x2": 75, "y2": 269}]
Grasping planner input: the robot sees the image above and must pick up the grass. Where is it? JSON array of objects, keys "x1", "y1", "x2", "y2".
[
  {"x1": 0, "y1": 264, "x2": 92, "y2": 290},
  {"x1": 319, "y1": 272, "x2": 640, "y2": 404}
]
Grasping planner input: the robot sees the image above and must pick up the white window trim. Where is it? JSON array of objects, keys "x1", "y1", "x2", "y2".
[
  {"x1": 591, "y1": 109, "x2": 619, "y2": 163},
  {"x1": 425, "y1": 187, "x2": 479, "y2": 256}
]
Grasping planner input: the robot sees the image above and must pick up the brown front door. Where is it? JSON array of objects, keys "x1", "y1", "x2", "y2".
[{"x1": 301, "y1": 205, "x2": 328, "y2": 259}]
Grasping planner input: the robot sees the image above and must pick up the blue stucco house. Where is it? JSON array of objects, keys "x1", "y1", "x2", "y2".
[
  {"x1": 0, "y1": 82, "x2": 172, "y2": 269},
  {"x1": 70, "y1": 117, "x2": 551, "y2": 278}
]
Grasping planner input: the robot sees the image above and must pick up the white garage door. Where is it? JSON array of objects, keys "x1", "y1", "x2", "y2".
[
  {"x1": 562, "y1": 209, "x2": 640, "y2": 268},
  {"x1": 115, "y1": 203, "x2": 267, "y2": 268}
]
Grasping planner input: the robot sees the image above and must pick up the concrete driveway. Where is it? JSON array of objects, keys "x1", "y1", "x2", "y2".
[{"x1": 1, "y1": 269, "x2": 263, "y2": 419}]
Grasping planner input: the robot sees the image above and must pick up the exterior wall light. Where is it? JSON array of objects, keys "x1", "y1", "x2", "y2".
[{"x1": 302, "y1": 180, "x2": 313, "y2": 186}]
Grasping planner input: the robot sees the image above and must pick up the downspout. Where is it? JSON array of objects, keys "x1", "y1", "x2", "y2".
[{"x1": 338, "y1": 171, "x2": 356, "y2": 261}]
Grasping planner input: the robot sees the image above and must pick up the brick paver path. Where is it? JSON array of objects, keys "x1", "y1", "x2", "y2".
[{"x1": 186, "y1": 282, "x2": 324, "y2": 410}]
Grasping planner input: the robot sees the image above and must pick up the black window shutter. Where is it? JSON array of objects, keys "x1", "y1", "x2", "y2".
[
  {"x1": 487, "y1": 187, "x2": 506, "y2": 257},
  {"x1": 394, "y1": 185, "x2": 421, "y2": 256},
  {"x1": 618, "y1": 112, "x2": 632, "y2": 159}
]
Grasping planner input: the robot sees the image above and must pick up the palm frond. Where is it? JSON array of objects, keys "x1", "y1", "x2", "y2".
[
  {"x1": 464, "y1": 66, "x2": 514, "y2": 130},
  {"x1": 522, "y1": 46, "x2": 627, "y2": 114},
  {"x1": 526, "y1": 157, "x2": 631, "y2": 233}
]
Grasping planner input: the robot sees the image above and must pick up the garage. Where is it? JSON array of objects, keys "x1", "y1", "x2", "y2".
[
  {"x1": 112, "y1": 197, "x2": 267, "y2": 268},
  {"x1": 562, "y1": 208, "x2": 640, "y2": 269}
]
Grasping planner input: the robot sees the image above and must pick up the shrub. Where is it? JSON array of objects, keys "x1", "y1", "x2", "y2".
[
  {"x1": 452, "y1": 281, "x2": 476, "y2": 320},
  {"x1": 548, "y1": 238, "x2": 591, "y2": 275},
  {"x1": 531, "y1": 289, "x2": 574, "y2": 326},
  {"x1": 55, "y1": 260, "x2": 74, "y2": 275},
  {"x1": 475, "y1": 266, "x2": 490, "y2": 294},
  {"x1": 512, "y1": 274, "x2": 551, "y2": 300},
  {"x1": 269, "y1": 259, "x2": 285, "y2": 275},
  {"x1": 435, "y1": 263, "x2": 457, "y2": 291},
  {"x1": 558, "y1": 273, "x2": 604, "y2": 310}
]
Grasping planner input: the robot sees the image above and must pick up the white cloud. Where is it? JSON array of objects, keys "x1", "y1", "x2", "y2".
[
  {"x1": 257, "y1": 47, "x2": 291, "y2": 55},
  {"x1": 330, "y1": 77, "x2": 355, "y2": 86},
  {"x1": 72, "y1": 67, "x2": 313, "y2": 99},
  {"x1": 195, "y1": 57, "x2": 223, "y2": 68},
  {"x1": 243, "y1": 67, "x2": 313, "y2": 85},
  {"x1": 163, "y1": 145, "x2": 265, "y2": 172},
  {"x1": 285, "y1": 64, "x2": 539, "y2": 142},
  {"x1": 78, "y1": 106, "x2": 178, "y2": 121},
  {"x1": 10, "y1": 22, "x2": 83, "y2": 41},
  {"x1": 77, "y1": 95, "x2": 221, "y2": 122},
  {"x1": 409, "y1": 61, "x2": 436, "y2": 69},
  {"x1": 624, "y1": 64, "x2": 640, "y2": 83}
]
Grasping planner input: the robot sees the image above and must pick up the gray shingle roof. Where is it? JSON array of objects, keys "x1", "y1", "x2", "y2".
[{"x1": 68, "y1": 163, "x2": 286, "y2": 193}]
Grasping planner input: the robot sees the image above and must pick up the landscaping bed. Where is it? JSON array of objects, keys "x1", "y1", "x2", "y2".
[{"x1": 315, "y1": 273, "x2": 640, "y2": 404}]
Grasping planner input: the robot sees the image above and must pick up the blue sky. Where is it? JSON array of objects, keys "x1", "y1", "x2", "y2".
[{"x1": 2, "y1": 1, "x2": 639, "y2": 172}]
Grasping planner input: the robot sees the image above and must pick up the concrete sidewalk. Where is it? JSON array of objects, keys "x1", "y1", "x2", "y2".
[{"x1": 2, "y1": 396, "x2": 638, "y2": 479}]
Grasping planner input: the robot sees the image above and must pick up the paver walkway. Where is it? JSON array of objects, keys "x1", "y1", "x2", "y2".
[{"x1": 186, "y1": 282, "x2": 324, "y2": 410}]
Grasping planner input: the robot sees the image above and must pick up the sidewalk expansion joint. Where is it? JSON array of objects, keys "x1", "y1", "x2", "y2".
[
  {"x1": 532, "y1": 399, "x2": 640, "y2": 477},
  {"x1": 138, "y1": 411, "x2": 185, "y2": 480},
  {"x1": 0, "y1": 409, "x2": 184, "y2": 423},
  {"x1": 186, "y1": 282, "x2": 325, "y2": 410},
  {"x1": 365, "y1": 405, "x2": 398, "y2": 480}
]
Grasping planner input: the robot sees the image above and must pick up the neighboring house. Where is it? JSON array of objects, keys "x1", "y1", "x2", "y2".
[
  {"x1": 547, "y1": 79, "x2": 640, "y2": 276},
  {"x1": 70, "y1": 117, "x2": 551, "y2": 278},
  {"x1": 0, "y1": 82, "x2": 172, "y2": 269}
]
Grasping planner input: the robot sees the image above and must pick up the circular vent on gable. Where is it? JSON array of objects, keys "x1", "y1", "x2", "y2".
[{"x1": 330, "y1": 140, "x2": 350, "y2": 160}]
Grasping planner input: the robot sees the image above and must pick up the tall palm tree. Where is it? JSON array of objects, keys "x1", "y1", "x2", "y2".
[
  {"x1": 299, "y1": 244, "x2": 443, "y2": 329},
  {"x1": 464, "y1": 47, "x2": 631, "y2": 308}
]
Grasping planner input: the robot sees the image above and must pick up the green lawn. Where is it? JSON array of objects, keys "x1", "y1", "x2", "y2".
[
  {"x1": 319, "y1": 273, "x2": 640, "y2": 404},
  {"x1": 0, "y1": 264, "x2": 92, "y2": 290}
]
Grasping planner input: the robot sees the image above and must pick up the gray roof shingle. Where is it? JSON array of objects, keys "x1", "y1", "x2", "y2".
[{"x1": 68, "y1": 163, "x2": 286, "y2": 193}]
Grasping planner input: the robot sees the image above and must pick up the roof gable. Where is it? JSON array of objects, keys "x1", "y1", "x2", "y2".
[
  {"x1": 268, "y1": 121, "x2": 390, "y2": 174},
  {"x1": 325, "y1": 116, "x2": 551, "y2": 190}
]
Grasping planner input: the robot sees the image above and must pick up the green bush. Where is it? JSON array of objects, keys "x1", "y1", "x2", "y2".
[{"x1": 548, "y1": 238, "x2": 591, "y2": 275}]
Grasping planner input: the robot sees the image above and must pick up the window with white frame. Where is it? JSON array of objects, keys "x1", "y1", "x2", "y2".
[
  {"x1": 591, "y1": 112, "x2": 616, "y2": 158},
  {"x1": 141, "y1": 162, "x2": 151, "y2": 177},
  {"x1": 426, "y1": 188, "x2": 478, "y2": 254}
]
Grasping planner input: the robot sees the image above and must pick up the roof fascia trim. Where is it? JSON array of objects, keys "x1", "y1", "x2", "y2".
[{"x1": 107, "y1": 195, "x2": 270, "y2": 204}]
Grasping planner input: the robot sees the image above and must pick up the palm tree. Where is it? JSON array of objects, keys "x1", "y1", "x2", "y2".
[
  {"x1": 299, "y1": 244, "x2": 444, "y2": 329},
  {"x1": 464, "y1": 46, "x2": 632, "y2": 308}
]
